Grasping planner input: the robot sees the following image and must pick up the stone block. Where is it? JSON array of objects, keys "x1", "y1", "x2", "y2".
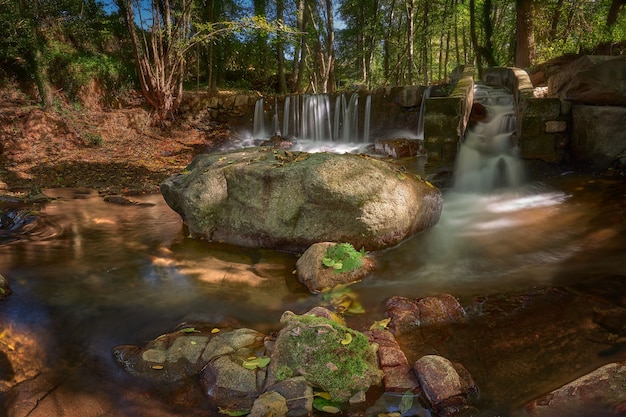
[{"x1": 545, "y1": 121, "x2": 567, "y2": 133}]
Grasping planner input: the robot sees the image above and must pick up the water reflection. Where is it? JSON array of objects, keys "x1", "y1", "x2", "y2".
[{"x1": 0, "y1": 171, "x2": 624, "y2": 415}]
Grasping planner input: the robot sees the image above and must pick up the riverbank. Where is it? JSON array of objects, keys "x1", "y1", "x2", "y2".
[{"x1": 0, "y1": 90, "x2": 232, "y2": 197}]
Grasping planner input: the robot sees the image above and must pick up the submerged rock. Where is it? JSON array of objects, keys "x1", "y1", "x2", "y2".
[
  {"x1": 525, "y1": 361, "x2": 626, "y2": 417},
  {"x1": 386, "y1": 294, "x2": 467, "y2": 334},
  {"x1": 112, "y1": 325, "x2": 265, "y2": 384},
  {"x1": 160, "y1": 148, "x2": 443, "y2": 252}
]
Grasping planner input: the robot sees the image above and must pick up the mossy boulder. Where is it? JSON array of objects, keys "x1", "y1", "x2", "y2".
[
  {"x1": 160, "y1": 148, "x2": 443, "y2": 252},
  {"x1": 267, "y1": 309, "x2": 383, "y2": 402}
]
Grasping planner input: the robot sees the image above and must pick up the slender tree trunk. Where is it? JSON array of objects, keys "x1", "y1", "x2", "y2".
[
  {"x1": 515, "y1": 0, "x2": 534, "y2": 68},
  {"x1": 276, "y1": 0, "x2": 287, "y2": 93},
  {"x1": 405, "y1": 0, "x2": 415, "y2": 83}
]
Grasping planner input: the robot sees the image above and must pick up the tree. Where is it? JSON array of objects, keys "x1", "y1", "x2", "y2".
[{"x1": 515, "y1": 0, "x2": 534, "y2": 68}]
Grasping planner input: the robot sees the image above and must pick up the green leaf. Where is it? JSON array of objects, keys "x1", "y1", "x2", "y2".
[
  {"x1": 178, "y1": 327, "x2": 199, "y2": 333},
  {"x1": 399, "y1": 391, "x2": 414, "y2": 415},
  {"x1": 242, "y1": 356, "x2": 270, "y2": 369},
  {"x1": 218, "y1": 408, "x2": 250, "y2": 416},
  {"x1": 322, "y1": 257, "x2": 336, "y2": 267}
]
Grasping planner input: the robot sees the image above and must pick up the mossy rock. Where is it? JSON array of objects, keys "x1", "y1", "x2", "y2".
[{"x1": 267, "y1": 310, "x2": 383, "y2": 402}]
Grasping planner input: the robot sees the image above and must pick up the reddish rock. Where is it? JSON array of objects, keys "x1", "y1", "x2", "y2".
[
  {"x1": 413, "y1": 355, "x2": 478, "y2": 417},
  {"x1": 367, "y1": 329, "x2": 419, "y2": 393},
  {"x1": 417, "y1": 294, "x2": 467, "y2": 326},
  {"x1": 386, "y1": 294, "x2": 466, "y2": 334},
  {"x1": 525, "y1": 361, "x2": 626, "y2": 417}
]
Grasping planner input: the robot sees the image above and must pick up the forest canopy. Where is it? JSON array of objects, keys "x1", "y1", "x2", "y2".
[{"x1": 1, "y1": 0, "x2": 624, "y2": 116}]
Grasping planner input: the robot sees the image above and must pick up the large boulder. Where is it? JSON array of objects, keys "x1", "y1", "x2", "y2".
[
  {"x1": 547, "y1": 55, "x2": 626, "y2": 106},
  {"x1": 160, "y1": 148, "x2": 443, "y2": 252}
]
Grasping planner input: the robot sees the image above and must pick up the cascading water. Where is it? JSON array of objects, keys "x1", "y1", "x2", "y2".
[
  {"x1": 252, "y1": 92, "x2": 372, "y2": 152},
  {"x1": 453, "y1": 84, "x2": 523, "y2": 192},
  {"x1": 416, "y1": 86, "x2": 431, "y2": 140},
  {"x1": 253, "y1": 98, "x2": 266, "y2": 139}
]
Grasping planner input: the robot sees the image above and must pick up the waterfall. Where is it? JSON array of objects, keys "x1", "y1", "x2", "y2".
[
  {"x1": 282, "y1": 96, "x2": 290, "y2": 137},
  {"x1": 252, "y1": 98, "x2": 266, "y2": 139},
  {"x1": 253, "y1": 93, "x2": 372, "y2": 148},
  {"x1": 363, "y1": 94, "x2": 371, "y2": 143},
  {"x1": 416, "y1": 86, "x2": 432, "y2": 140},
  {"x1": 343, "y1": 93, "x2": 360, "y2": 142},
  {"x1": 453, "y1": 84, "x2": 523, "y2": 192}
]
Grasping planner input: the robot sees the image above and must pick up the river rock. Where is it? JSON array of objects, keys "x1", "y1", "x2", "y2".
[
  {"x1": 249, "y1": 391, "x2": 289, "y2": 417},
  {"x1": 524, "y1": 361, "x2": 626, "y2": 417},
  {"x1": 366, "y1": 328, "x2": 419, "y2": 393},
  {"x1": 413, "y1": 355, "x2": 478, "y2": 417},
  {"x1": 0, "y1": 273, "x2": 11, "y2": 300},
  {"x1": 112, "y1": 325, "x2": 265, "y2": 383},
  {"x1": 200, "y1": 354, "x2": 266, "y2": 410},
  {"x1": 386, "y1": 294, "x2": 466, "y2": 334},
  {"x1": 266, "y1": 308, "x2": 383, "y2": 403},
  {"x1": 547, "y1": 55, "x2": 626, "y2": 106},
  {"x1": 264, "y1": 376, "x2": 313, "y2": 417},
  {"x1": 160, "y1": 148, "x2": 443, "y2": 252},
  {"x1": 296, "y1": 242, "x2": 376, "y2": 293}
]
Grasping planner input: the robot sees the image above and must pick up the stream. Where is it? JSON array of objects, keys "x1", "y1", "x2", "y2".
[{"x1": 0, "y1": 167, "x2": 625, "y2": 416}]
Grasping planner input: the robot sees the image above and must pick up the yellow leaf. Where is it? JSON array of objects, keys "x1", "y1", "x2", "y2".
[
  {"x1": 211, "y1": 328, "x2": 221, "y2": 334},
  {"x1": 321, "y1": 406, "x2": 341, "y2": 414},
  {"x1": 369, "y1": 318, "x2": 391, "y2": 331},
  {"x1": 340, "y1": 332, "x2": 353, "y2": 345},
  {"x1": 151, "y1": 365, "x2": 164, "y2": 370},
  {"x1": 315, "y1": 391, "x2": 332, "y2": 400}
]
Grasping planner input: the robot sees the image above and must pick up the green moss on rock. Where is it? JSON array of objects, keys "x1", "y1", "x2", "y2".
[{"x1": 270, "y1": 311, "x2": 383, "y2": 402}]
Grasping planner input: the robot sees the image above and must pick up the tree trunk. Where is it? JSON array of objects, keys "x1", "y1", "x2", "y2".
[
  {"x1": 607, "y1": 0, "x2": 626, "y2": 26},
  {"x1": 405, "y1": 0, "x2": 415, "y2": 83},
  {"x1": 515, "y1": 0, "x2": 534, "y2": 68},
  {"x1": 470, "y1": 0, "x2": 498, "y2": 75},
  {"x1": 276, "y1": 0, "x2": 287, "y2": 93}
]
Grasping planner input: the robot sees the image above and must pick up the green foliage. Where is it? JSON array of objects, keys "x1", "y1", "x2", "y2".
[
  {"x1": 84, "y1": 131, "x2": 103, "y2": 147},
  {"x1": 322, "y1": 243, "x2": 367, "y2": 274}
]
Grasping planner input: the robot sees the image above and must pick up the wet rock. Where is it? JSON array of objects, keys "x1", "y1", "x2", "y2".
[
  {"x1": 0, "y1": 273, "x2": 11, "y2": 300},
  {"x1": 296, "y1": 242, "x2": 376, "y2": 293},
  {"x1": 249, "y1": 391, "x2": 289, "y2": 417},
  {"x1": 264, "y1": 376, "x2": 313, "y2": 417},
  {"x1": 112, "y1": 325, "x2": 265, "y2": 383},
  {"x1": 161, "y1": 148, "x2": 443, "y2": 252},
  {"x1": 525, "y1": 361, "x2": 626, "y2": 417},
  {"x1": 366, "y1": 329, "x2": 419, "y2": 393},
  {"x1": 375, "y1": 139, "x2": 424, "y2": 158},
  {"x1": 200, "y1": 354, "x2": 266, "y2": 411},
  {"x1": 413, "y1": 355, "x2": 478, "y2": 417},
  {"x1": 266, "y1": 308, "x2": 383, "y2": 403},
  {"x1": 571, "y1": 105, "x2": 626, "y2": 169},
  {"x1": 386, "y1": 294, "x2": 466, "y2": 334}
]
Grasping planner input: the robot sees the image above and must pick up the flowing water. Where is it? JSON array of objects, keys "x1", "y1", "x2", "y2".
[{"x1": 1, "y1": 168, "x2": 625, "y2": 415}]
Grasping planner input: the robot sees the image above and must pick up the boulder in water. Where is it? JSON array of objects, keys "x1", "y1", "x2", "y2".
[{"x1": 160, "y1": 148, "x2": 443, "y2": 252}]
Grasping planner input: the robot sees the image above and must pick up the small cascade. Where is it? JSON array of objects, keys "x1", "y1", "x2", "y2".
[
  {"x1": 416, "y1": 86, "x2": 432, "y2": 140},
  {"x1": 252, "y1": 98, "x2": 266, "y2": 139},
  {"x1": 363, "y1": 94, "x2": 371, "y2": 143},
  {"x1": 454, "y1": 84, "x2": 523, "y2": 192},
  {"x1": 252, "y1": 92, "x2": 372, "y2": 148}
]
